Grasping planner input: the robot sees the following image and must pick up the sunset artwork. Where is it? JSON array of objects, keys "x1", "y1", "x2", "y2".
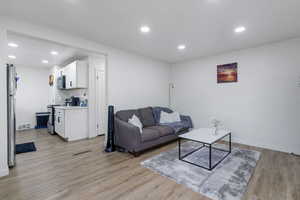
[{"x1": 217, "y1": 63, "x2": 238, "y2": 83}]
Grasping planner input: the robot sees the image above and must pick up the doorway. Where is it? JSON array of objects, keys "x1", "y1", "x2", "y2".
[{"x1": 5, "y1": 31, "x2": 108, "y2": 170}]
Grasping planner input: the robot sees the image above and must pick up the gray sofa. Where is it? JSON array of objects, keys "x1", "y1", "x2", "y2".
[{"x1": 114, "y1": 107, "x2": 192, "y2": 156}]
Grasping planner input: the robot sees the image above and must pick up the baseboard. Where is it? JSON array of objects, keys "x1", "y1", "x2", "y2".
[
  {"x1": 16, "y1": 128, "x2": 35, "y2": 132},
  {"x1": 232, "y1": 137, "x2": 297, "y2": 154},
  {"x1": 0, "y1": 166, "x2": 9, "y2": 177},
  {"x1": 291, "y1": 153, "x2": 300, "y2": 157}
]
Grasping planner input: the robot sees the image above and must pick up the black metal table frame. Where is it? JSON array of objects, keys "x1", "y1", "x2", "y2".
[{"x1": 178, "y1": 133, "x2": 231, "y2": 171}]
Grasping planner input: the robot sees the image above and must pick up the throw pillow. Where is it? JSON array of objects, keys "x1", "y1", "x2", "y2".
[
  {"x1": 128, "y1": 114, "x2": 143, "y2": 133},
  {"x1": 160, "y1": 111, "x2": 181, "y2": 123},
  {"x1": 138, "y1": 107, "x2": 156, "y2": 127}
]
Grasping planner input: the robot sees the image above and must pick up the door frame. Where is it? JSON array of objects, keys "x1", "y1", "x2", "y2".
[
  {"x1": 95, "y1": 68, "x2": 107, "y2": 136},
  {"x1": 4, "y1": 30, "x2": 109, "y2": 140},
  {"x1": 1, "y1": 25, "x2": 110, "y2": 176},
  {"x1": 88, "y1": 55, "x2": 108, "y2": 139}
]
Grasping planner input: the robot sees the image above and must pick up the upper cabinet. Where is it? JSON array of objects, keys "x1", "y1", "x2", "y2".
[{"x1": 64, "y1": 60, "x2": 88, "y2": 89}]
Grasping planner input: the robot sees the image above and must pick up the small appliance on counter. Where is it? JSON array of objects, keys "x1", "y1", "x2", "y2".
[
  {"x1": 71, "y1": 96, "x2": 81, "y2": 106},
  {"x1": 64, "y1": 96, "x2": 81, "y2": 107},
  {"x1": 65, "y1": 98, "x2": 72, "y2": 106}
]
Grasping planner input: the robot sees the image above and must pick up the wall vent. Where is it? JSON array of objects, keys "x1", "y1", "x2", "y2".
[{"x1": 73, "y1": 150, "x2": 92, "y2": 156}]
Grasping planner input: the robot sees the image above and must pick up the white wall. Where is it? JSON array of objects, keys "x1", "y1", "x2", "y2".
[
  {"x1": 172, "y1": 38, "x2": 300, "y2": 154},
  {"x1": 0, "y1": 26, "x2": 8, "y2": 177},
  {"x1": 16, "y1": 66, "x2": 51, "y2": 129},
  {"x1": 108, "y1": 50, "x2": 170, "y2": 111}
]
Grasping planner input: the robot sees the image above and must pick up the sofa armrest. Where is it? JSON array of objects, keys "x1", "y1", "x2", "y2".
[
  {"x1": 180, "y1": 115, "x2": 194, "y2": 129},
  {"x1": 114, "y1": 117, "x2": 141, "y2": 151}
]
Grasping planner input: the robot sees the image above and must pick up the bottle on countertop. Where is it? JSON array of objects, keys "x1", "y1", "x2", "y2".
[{"x1": 80, "y1": 93, "x2": 88, "y2": 107}]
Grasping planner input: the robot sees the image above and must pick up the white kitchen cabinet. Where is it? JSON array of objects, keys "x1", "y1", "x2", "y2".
[
  {"x1": 64, "y1": 60, "x2": 88, "y2": 89},
  {"x1": 55, "y1": 107, "x2": 88, "y2": 141}
]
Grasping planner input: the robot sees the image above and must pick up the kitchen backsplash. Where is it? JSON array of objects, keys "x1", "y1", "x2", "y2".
[{"x1": 54, "y1": 88, "x2": 88, "y2": 105}]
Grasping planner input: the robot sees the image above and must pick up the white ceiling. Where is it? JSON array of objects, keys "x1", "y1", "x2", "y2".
[
  {"x1": 2, "y1": 0, "x2": 300, "y2": 63},
  {"x1": 7, "y1": 32, "x2": 91, "y2": 68}
]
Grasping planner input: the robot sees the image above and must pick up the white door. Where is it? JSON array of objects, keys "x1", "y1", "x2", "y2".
[{"x1": 95, "y1": 69, "x2": 106, "y2": 136}]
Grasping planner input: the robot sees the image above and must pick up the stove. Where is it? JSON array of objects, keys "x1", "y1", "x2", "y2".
[{"x1": 47, "y1": 104, "x2": 61, "y2": 134}]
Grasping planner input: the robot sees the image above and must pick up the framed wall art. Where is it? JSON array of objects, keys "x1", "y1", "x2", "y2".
[{"x1": 217, "y1": 62, "x2": 238, "y2": 83}]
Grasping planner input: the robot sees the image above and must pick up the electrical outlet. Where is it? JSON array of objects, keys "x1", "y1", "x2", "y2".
[{"x1": 18, "y1": 123, "x2": 31, "y2": 131}]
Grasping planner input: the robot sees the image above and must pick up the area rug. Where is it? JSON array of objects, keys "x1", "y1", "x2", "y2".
[
  {"x1": 16, "y1": 142, "x2": 37, "y2": 154},
  {"x1": 141, "y1": 141, "x2": 260, "y2": 200}
]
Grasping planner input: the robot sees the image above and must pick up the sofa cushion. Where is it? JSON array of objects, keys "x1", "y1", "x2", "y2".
[
  {"x1": 128, "y1": 114, "x2": 143, "y2": 133},
  {"x1": 160, "y1": 111, "x2": 181, "y2": 123},
  {"x1": 138, "y1": 107, "x2": 156, "y2": 127},
  {"x1": 116, "y1": 109, "x2": 140, "y2": 122},
  {"x1": 141, "y1": 128, "x2": 160, "y2": 142},
  {"x1": 152, "y1": 107, "x2": 174, "y2": 124},
  {"x1": 148, "y1": 125, "x2": 174, "y2": 137}
]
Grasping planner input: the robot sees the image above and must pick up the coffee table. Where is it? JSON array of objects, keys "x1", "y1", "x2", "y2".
[{"x1": 178, "y1": 128, "x2": 231, "y2": 170}]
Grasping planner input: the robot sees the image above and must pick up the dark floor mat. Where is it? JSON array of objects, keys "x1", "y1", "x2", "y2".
[{"x1": 16, "y1": 142, "x2": 37, "y2": 154}]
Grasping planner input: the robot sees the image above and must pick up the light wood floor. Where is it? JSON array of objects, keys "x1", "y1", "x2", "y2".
[{"x1": 0, "y1": 129, "x2": 299, "y2": 200}]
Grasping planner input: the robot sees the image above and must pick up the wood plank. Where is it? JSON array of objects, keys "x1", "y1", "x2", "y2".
[{"x1": 0, "y1": 129, "x2": 299, "y2": 200}]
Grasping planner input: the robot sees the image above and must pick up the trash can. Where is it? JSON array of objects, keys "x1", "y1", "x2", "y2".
[{"x1": 35, "y1": 112, "x2": 50, "y2": 129}]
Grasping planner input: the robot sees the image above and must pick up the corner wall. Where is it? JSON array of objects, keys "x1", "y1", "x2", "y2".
[
  {"x1": 172, "y1": 38, "x2": 300, "y2": 154},
  {"x1": 16, "y1": 66, "x2": 51, "y2": 130}
]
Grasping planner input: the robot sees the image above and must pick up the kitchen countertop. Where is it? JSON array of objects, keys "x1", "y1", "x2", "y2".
[{"x1": 54, "y1": 106, "x2": 88, "y2": 110}]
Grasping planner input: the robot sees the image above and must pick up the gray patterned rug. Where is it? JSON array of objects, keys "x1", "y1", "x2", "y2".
[{"x1": 141, "y1": 141, "x2": 261, "y2": 200}]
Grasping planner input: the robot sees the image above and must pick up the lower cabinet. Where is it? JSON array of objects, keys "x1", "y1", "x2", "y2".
[{"x1": 55, "y1": 107, "x2": 88, "y2": 141}]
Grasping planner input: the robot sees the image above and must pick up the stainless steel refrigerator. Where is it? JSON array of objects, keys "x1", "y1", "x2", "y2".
[{"x1": 7, "y1": 64, "x2": 17, "y2": 168}]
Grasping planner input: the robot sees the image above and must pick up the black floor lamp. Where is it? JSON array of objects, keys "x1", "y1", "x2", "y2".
[{"x1": 105, "y1": 105, "x2": 115, "y2": 152}]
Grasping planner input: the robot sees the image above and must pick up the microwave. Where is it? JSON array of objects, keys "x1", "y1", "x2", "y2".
[{"x1": 57, "y1": 75, "x2": 66, "y2": 90}]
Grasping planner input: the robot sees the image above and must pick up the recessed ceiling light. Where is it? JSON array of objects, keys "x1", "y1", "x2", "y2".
[
  {"x1": 234, "y1": 26, "x2": 246, "y2": 33},
  {"x1": 51, "y1": 51, "x2": 58, "y2": 55},
  {"x1": 42, "y1": 60, "x2": 49, "y2": 64},
  {"x1": 8, "y1": 43, "x2": 19, "y2": 48},
  {"x1": 177, "y1": 44, "x2": 186, "y2": 51},
  {"x1": 8, "y1": 55, "x2": 16, "y2": 59},
  {"x1": 140, "y1": 26, "x2": 150, "y2": 33}
]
